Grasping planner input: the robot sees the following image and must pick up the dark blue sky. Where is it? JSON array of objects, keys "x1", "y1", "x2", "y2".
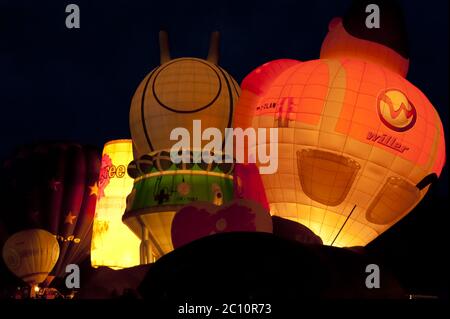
[{"x1": 0, "y1": 0, "x2": 448, "y2": 195}]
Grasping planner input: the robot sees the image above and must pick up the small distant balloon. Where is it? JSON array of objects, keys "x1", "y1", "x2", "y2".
[{"x1": 2, "y1": 229, "x2": 60, "y2": 290}]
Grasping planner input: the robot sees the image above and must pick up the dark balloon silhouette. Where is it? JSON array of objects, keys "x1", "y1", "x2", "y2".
[
  {"x1": 138, "y1": 232, "x2": 405, "y2": 306},
  {"x1": 0, "y1": 143, "x2": 101, "y2": 284},
  {"x1": 272, "y1": 216, "x2": 323, "y2": 245}
]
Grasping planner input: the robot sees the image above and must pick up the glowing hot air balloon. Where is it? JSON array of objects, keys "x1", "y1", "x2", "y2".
[
  {"x1": 234, "y1": 2, "x2": 446, "y2": 247},
  {"x1": 129, "y1": 31, "x2": 240, "y2": 158},
  {"x1": 91, "y1": 140, "x2": 140, "y2": 269},
  {"x1": 126, "y1": 31, "x2": 240, "y2": 262},
  {"x1": 2, "y1": 229, "x2": 60, "y2": 298},
  {"x1": 233, "y1": 163, "x2": 270, "y2": 212}
]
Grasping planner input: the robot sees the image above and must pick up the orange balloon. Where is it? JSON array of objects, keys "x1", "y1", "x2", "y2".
[{"x1": 234, "y1": 57, "x2": 445, "y2": 247}]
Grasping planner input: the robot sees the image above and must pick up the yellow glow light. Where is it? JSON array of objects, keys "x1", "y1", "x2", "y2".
[{"x1": 91, "y1": 139, "x2": 140, "y2": 269}]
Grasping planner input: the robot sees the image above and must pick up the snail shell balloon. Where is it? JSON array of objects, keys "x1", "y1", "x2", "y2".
[
  {"x1": 126, "y1": 32, "x2": 239, "y2": 261},
  {"x1": 129, "y1": 31, "x2": 240, "y2": 159}
]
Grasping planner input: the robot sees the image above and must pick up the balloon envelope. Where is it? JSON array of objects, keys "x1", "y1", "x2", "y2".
[
  {"x1": 234, "y1": 57, "x2": 445, "y2": 247},
  {"x1": 0, "y1": 143, "x2": 101, "y2": 279},
  {"x1": 2, "y1": 229, "x2": 60, "y2": 285},
  {"x1": 91, "y1": 140, "x2": 140, "y2": 269},
  {"x1": 129, "y1": 57, "x2": 240, "y2": 158}
]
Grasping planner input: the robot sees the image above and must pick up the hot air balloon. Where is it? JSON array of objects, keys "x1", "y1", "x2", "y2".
[
  {"x1": 91, "y1": 140, "x2": 140, "y2": 269},
  {"x1": 129, "y1": 31, "x2": 240, "y2": 158},
  {"x1": 126, "y1": 31, "x2": 240, "y2": 261},
  {"x1": 233, "y1": 1, "x2": 446, "y2": 247},
  {"x1": 2, "y1": 229, "x2": 60, "y2": 298},
  {"x1": 0, "y1": 143, "x2": 101, "y2": 284}
]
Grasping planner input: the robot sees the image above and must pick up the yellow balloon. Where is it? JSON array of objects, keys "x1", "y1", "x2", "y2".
[
  {"x1": 91, "y1": 139, "x2": 141, "y2": 269},
  {"x1": 126, "y1": 32, "x2": 240, "y2": 262},
  {"x1": 2, "y1": 229, "x2": 60, "y2": 286},
  {"x1": 129, "y1": 32, "x2": 240, "y2": 159}
]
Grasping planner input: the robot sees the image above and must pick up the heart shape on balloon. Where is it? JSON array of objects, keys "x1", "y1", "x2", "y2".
[{"x1": 171, "y1": 199, "x2": 273, "y2": 249}]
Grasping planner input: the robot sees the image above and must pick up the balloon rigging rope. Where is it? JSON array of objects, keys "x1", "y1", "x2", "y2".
[{"x1": 330, "y1": 204, "x2": 356, "y2": 247}]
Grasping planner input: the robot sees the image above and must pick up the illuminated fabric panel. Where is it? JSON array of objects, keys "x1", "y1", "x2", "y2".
[
  {"x1": 91, "y1": 140, "x2": 140, "y2": 269},
  {"x1": 129, "y1": 58, "x2": 240, "y2": 158},
  {"x1": 138, "y1": 210, "x2": 176, "y2": 257},
  {"x1": 320, "y1": 17, "x2": 409, "y2": 77},
  {"x1": 233, "y1": 163, "x2": 270, "y2": 211},
  {"x1": 171, "y1": 199, "x2": 273, "y2": 249},
  {"x1": 366, "y1": 177, "x2": 420, "y2": 225},
  {"x1": 3, "y1": 229, "x2": 60, "y2": 286},
  {"x1": 297, "y1": 149, "x2": 360, "y2": 206}
]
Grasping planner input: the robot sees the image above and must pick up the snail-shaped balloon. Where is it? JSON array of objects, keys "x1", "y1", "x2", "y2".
[
  {"x1": 129, "y1": 31, "x2": 240, "y2": 159},
  {"x1": 126, "y1": 32, "x2": 240, "y2": 261},
  {"x1": 234, "y1": 1, "x2": 445, "y2": 247},
  {"x1": 0, "y1": 143, "x2": 101, "y2": 282}
]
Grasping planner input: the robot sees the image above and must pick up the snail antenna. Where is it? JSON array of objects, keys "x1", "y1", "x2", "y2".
[
  {"x1": 159, "y1": 30, "x2": 171, "y2": 64},
  {"x1": 207, "y1": 31, "x2": 220, "y2": 64}
]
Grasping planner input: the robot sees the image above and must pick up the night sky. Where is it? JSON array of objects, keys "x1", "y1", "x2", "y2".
[{"x1": 0, "y1": 0, "x2": 449, "y2": 296}]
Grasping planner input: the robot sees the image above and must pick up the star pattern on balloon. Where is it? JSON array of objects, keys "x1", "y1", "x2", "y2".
[
  {"x1": 64, "y1": 211, "x2": 77, "y2": 225},
  {"x1": 89, "y1": 182, "x2": 99, "y2": 197}
]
